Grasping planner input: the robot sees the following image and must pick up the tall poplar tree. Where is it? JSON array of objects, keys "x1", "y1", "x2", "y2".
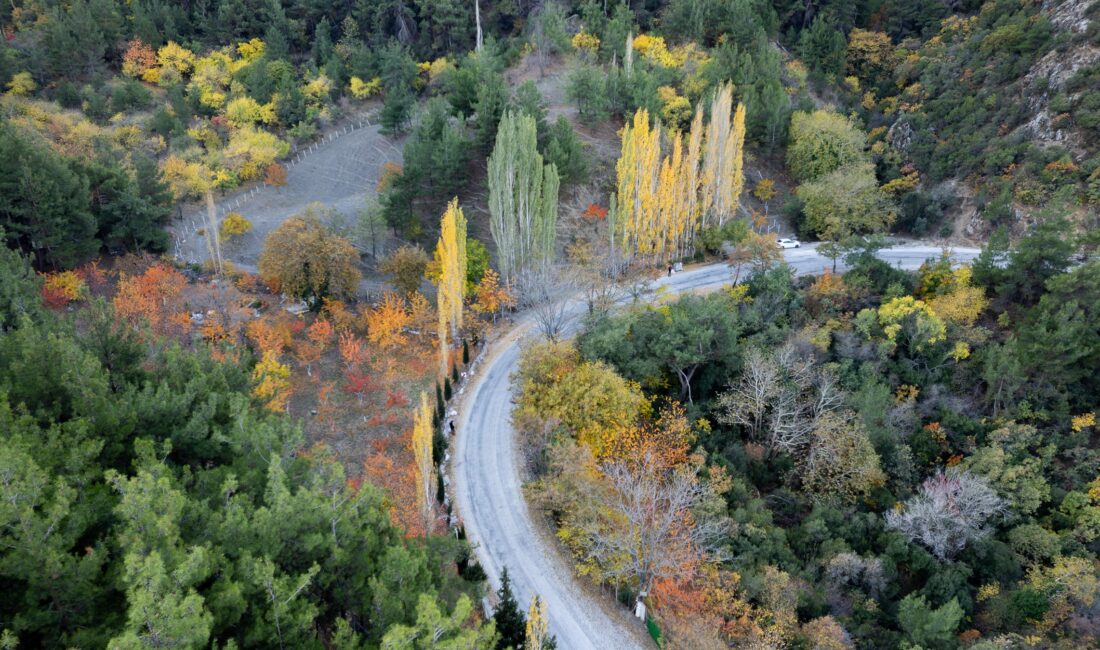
[
  {"x1": 701, "y1": 84, "x2": 747, "y2": 227},
  {"x1": 412, "y1": 391, "x2": 434, "y2": 531},
  {"x1": 436, "y1": 200, "x2": 467, "y2": 338},
  {"x1": 488, "y1": 111, "x2": 560, "y2": 282},
  {"x1": 614, "y1": 109, "x2": 661, "y2": 259}
]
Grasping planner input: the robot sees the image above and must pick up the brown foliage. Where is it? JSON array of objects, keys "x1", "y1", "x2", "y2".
[
  {"x1": 364, "y1": 441, "x2": 424, "y2": 537},
  {"x1": 263, "y1": 163, "x2": 288, "y2": 187},
  {"x1": 257, "y1": 215, "x2": 361, "y2": 302}
]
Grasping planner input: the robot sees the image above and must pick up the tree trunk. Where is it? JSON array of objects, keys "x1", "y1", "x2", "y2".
[{"x1": 474, "y1": 0, "x2": 483, "y2": 53}]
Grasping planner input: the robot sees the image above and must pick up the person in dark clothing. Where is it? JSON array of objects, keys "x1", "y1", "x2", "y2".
[{"x1": 668, "y1": 264, "x2": 673, "y2": 276}]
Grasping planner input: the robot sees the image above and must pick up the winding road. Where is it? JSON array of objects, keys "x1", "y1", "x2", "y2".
[{"x1": 452, "y1": 244, "x2": 981, "y2": 649}]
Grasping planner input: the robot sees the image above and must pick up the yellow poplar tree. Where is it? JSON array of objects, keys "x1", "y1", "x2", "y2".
[
  {"x1": 435, "y1": 198, "x2": 467, "y2": 376},
  {"x1": 729, "y1": 101, "x2": 747, "y2": 224},
  {"x1": 615, "y1": 109, "x2": 661, "y2": 259},
  {"x1": 525, "y1": 595, "x2": 549, "y2": 650},
  {"x1": 700, "y1": 84, "x2": 746, "y2": 227},
  {"x1": 681, "y1": 104, "x2": 704, "y2": 254},
  {"x1": 412, "y1": 391, "x2": 434, "y2": 531}
]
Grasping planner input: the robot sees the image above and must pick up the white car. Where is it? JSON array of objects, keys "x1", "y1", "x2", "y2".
[{"x1": 776, "y1": 237, "x2": 801, "y2": 249}]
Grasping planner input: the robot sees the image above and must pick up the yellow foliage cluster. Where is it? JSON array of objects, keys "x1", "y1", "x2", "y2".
[
  {"x1": 632, "y1": 33, "x2": 709, "y2": 70},
  {"x1": 251, "y1": 350, "x2": 292, "y2": 411},
  {"x1": 156, "y1": 41, "x2": 195, "y2": 82},
  {"x1": 5, "y1": 72, "x2": 36, "y2": 97},
  {"x1": 924, "y1": 266, "x2": 988, "y2": 327},
  {"x1": 411, "y1": 391, "x2": 434, "y2": 528},
  {"x1": 236, "y1": 38, "x2": 265, "y2": 62},
  {"x1": 572, "y1": 31, "x2": 600, "y2": 54},
  {"x1": 349, "y1": 76, "x2": 382, "y2": 99},
  {"x1": 657, "y1": 86, "x2": 692, "y2": 131},
  {"x1": 435, "y1": 199, "x2": 467, "y2": 375},
  {"x1": 881, "y1": 170, "x2": 920, "y2": 195},
  {"x1": 514, "y1": 341, "x2": 649, "y2": 459},
  {"x1": 977, "y1": 583, "x2": 1000, "y2": 602},
  {"x1": 632, "y1": 33, "x2": 677, "y2": 67},
  {"x1": 42, "y1": 271, "x2": 87, "y2": 304},
  {"x1": 162, "y1": 155, "x2": 213, "y2": 198},
  {"x1": 224, "y1": 96, "x2": 276, "y2": 127},
  {"x1": 1073, "y1": 412, "x2": 1097, "y2": 433},
  {"x1": 366, "y1": 292, "x2": 412, "y2": 350},
  {"x1": 614, "y1": 86, "x2": 745, "y2": 260},
  {"x1": 875, "y1": 295, "x2": 946, "y2": 349},
  {"x1": 219, "y1": 212, "x2": 253, "y2": 241}
]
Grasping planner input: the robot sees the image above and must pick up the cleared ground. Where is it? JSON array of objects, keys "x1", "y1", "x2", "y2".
[{"x1": 170, "y1": 120, "x2": 403, "y2": 271}]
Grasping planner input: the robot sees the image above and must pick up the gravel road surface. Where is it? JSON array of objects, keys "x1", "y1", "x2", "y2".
[{"x1": 452, "y1": 244, "x2": 981, "y2": 650}]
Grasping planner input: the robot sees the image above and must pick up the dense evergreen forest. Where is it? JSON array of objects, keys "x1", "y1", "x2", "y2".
[{"x1": 1, "y1": 0, "x2": 1099, "y2": 648}]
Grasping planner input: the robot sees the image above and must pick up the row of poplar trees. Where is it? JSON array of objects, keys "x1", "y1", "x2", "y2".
[
  {"x1": 407, "y1": 198, "x2": 469, "y2": 531},
  {"x1": 612, "y1": 83, "x2": 747, "y2": 261}
]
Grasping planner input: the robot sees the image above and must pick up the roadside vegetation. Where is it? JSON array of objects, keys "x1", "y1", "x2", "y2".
[{"x1": 1, "y1": 0, "x2": 1099, "y2": 647}]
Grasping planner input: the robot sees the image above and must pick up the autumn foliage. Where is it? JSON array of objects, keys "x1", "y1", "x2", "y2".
[
  {"x1": 41, "y1": 270, "x2": 87, "y2": 308},
  {"x1": 263, "y1": 163, "x2": 288, "y2": 187},
  {"x1": 113, "y1": 263, "x2": 188, "y2": 335},
  {"x1": 366, "y1": 292, "x2": 411, "y2": 349}
]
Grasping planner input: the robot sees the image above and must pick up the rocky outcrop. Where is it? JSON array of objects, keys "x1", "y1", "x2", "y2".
[{"x1": 1018, "y1": 1, "x2": 1098, "y2": 158}]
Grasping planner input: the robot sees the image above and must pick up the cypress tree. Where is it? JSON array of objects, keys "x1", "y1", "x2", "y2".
[
  {"x1": 452, "y1": 363, "x2": 459, "y2": 384},
  {"x1": 444, "y1": 377, "x2": 452, "y2": 401},
  {"x1": 462, "y1": 339, "x2": 470, "y2": 364},
  {"x1": 493, "y1": 568, "x2": 526, "y2": 650},
  {"x1": 436, "y1": 383, "x2": 445, "y2": 413}
]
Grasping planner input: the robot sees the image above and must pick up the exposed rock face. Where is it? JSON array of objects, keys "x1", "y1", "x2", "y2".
[
  {"x1": 1047, "y1": 0, "x2": 1094, "y2": 34},
  {"x1": 1019, "y1": 0, "x2": 1098, "y2": 158}
]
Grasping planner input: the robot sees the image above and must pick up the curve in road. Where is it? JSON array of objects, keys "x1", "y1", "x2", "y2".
[{"x1": 453, "y1": 245, "x2": 981, "y2": 649}]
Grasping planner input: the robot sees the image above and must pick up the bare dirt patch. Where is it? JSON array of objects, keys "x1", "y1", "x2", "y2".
[{"x1": 170, "y1": 120, "x2": 404, "y2": 273}]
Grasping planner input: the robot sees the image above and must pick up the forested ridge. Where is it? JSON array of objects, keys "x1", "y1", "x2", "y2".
[{"x1": 1, "y1": 0, "x2": 1099, "y2": 648}]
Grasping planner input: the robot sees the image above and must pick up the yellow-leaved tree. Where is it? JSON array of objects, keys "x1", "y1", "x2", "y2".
[
  {"x1": 435, "y1": 199, "x2": 467, "y2": 376},
  {"x1": 612, "y1": 89, "x2": 746, "y2": 263},
  {"x1": 411, "y1": 391, "x2": 434, "y2": 532},
  {"x1": 251, "y1": 351, "x2": 291, "y2": 412},
  {"x1": 700, "y1": 83, "x2": 746, "y2": 228},
  {"x1": 614, "y1": 109, "x2": 662, "y2": 258},
  {"x1": 525, "y1": 595, "x2": 550, "y2": 650}
]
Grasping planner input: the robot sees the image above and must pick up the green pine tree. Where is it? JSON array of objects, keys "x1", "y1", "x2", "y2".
[{"x1": 492, "y1": 568, "x2": 526, "y2": 650}]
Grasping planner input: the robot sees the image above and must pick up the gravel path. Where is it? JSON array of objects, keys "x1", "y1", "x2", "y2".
[
  {"x1": 170, "y1": 121, "x2": 403, "y2": 269},
  {"x1": 451, "y1": 244, "x2": 982, "y2": 650}
]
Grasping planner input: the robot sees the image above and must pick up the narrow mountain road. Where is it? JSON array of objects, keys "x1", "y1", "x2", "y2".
[{"x1": 452, "y1": 245, "x2": 981, "y2": 649}]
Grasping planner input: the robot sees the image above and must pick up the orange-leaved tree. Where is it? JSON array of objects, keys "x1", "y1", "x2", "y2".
[
  {"x1": 472, "y1": 268, "x2": 515, "y2": 322},
  {"x1": 338, "y1": 331, "x2": 368, "y2": 369},
  {"x1": 113, "y1": 263, "x2": 188, "y2": 335},
  {"x1": 366, "y1": 292, "x2": 411, "y2": 349},
  {"x1": 306, "y1": 318, "x2": 334, "y2": 350}
]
